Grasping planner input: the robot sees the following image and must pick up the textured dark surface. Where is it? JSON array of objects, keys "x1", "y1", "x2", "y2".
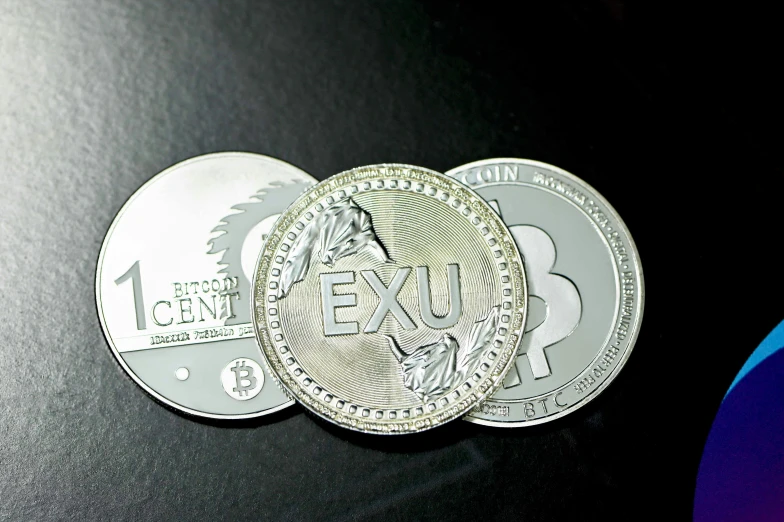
[{"x1": 1, "y1": 1, "x2": 780, "y2": 520}]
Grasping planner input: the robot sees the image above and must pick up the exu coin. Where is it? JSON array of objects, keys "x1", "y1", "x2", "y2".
[
  {"x1": 96, "y1": 152, "x2": 315, "y2": 419},
  {"x1": 252, "y1": 164, "x2": 528, "y2": 434},
  {"x1": 447, "y1": 158, "x2": 644, "y2": 426}
]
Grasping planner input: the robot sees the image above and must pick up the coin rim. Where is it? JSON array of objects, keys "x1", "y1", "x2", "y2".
[
  {"x1": 446, "y1": 158, "x2": 645, "y2": 427},
  {"x1": 252, "y1": 163, "x2": 528, "y2": 434},
  {"x1": 95, "y1": 151, "x2": 314, "y2": 419}
]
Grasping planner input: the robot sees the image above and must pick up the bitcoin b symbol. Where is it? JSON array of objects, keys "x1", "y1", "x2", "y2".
[
  {"x1": 486, "y1": 201, "x2": 582, "y2": 389},
  {"x1": 221, "y1": 358, "x2": 264, "y2": 400},
  {"x1": 503, "y1": 225, "x2": 581, "y2": 387},
  {"x1": 231, "y1": 360, "x2": 257, "y2": 396}
]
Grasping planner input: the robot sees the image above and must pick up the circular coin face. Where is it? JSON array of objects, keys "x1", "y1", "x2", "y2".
[
  {"x1": 446, "y1": 159, "x2": 644, "y2": 426},
  {"x1": 253, "y1": 164, "x2": 527, "y2": 434},
  {"x1": 96, "y1": 152, "x2": 315, "y2": 419}
]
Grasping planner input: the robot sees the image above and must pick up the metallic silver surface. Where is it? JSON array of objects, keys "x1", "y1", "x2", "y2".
[
  {"x1": 96, "y1": 152, "x2": 315, "y2": 419},
  {"x1": 446, "y1": 159, "x2": 644, "y2": 426},
  {"x1": 220, "y1": 358, "x2": 265, "y2": 401},
  {"x1": 253, "y1": 164, "x2": 527, "y2": 434}
]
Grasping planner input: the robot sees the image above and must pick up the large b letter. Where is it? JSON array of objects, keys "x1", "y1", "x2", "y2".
[
  {"x1": 320, "y1": 272, "x2": 359, "y2": 336},
  {"x1": 416, "y1": 264, "x2": 461, "y2": 329}
]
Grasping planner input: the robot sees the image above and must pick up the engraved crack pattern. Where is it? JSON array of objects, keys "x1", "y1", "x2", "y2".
[
  {"x1": 278, "y1": 197, "x2": 391, "y2": 298},
  {"x1": 384, "y1": 306, "x2": 500, "y2": 402}
]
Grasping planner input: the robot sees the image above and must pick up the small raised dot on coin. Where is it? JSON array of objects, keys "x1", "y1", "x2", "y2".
[{"x1": 175, "y1": 367, "x2": 190, "y2": 381}]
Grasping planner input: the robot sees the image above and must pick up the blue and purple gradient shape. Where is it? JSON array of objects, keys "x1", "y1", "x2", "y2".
[{"x1": 694, "y1": 320, "x2": 784, "y2": 521}]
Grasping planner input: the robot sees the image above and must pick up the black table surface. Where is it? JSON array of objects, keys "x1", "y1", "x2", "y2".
[{"x1": 1, "y1": 1, "x2": 780, "y2": 520}]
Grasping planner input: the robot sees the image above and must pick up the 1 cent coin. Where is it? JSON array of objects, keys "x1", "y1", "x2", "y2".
[{"x1": 96, "y1": 152, "x2": 314, "y2": 419}]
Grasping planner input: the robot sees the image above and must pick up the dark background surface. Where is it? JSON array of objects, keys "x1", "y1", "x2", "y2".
[{"x1": 1, "y1": 1, "x2": 781, "y2": 520}]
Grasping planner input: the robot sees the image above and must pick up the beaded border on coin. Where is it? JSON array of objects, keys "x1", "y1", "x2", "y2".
[{"x1": 252, "y1": 164, "x2": 527, "y2": 434}]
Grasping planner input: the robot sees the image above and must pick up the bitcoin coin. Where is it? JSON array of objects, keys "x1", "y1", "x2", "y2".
[
  {"x1": 96, "y1": 152, "x2": 315, "y2": 419},
  {"x1": 447, "y1": 158, "x2": 644, "y2": 426},
  {"x1": 252, "y1": 164, "x2": 527, "y2": 434}
]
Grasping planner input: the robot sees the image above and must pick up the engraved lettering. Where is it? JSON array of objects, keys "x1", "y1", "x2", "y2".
[
  {"x1": 361, "y1": 268, "x2": 416, "y2": 332},
  {"x1": 238, "y1": 326, "x2": 254, "y2": 336},
  {"x1": 198, "y1": 295, "x2": 217, "y2": 322},
  {"x1": 479, "y1": 403, "x2": 510, "y2": 416},
  {"x1": 416, "y1": 264, "x2": 462, "y2": 329},
  {"x1": 224, "y1": 292, "x2": 239, "y2": 320},
  {"x1": 115, "y1": 260, "x2": 146, "y2": 330},
  {"x1": 616, "y1": 271, "x2": 635, "y2": 341},
  {"x1": 177, "y1": 298, "x2": 195, "y2": 324},
  {"x1": 523, "y1": 402, "x2": 536, "y2": 418},
  {"x1": 607, "y1": 231, "x2": 629, "y2": 264},
  {"x1": 223, "y1": 277, "x2": 238, "y2": 291},
  {"x1": 584, "y1": 200, "x2": 610, "y2": 228},
  {"x1": 320, "y1": 272, "x2": 359, "y2": 336},
  {"x1": 460, "y1": 165, "x2": 518, "y2": 187},
  {"x1": 193, "y1": 327, "x2": 235, "y2": 341},
  {"x1": 554, "y1": 391, "x2": 568, "y2": 407},
  {"x1": 150, "y1": 331, "x2": 191, "y2": 346},
  {"x1": 599, "y1": 344, "x2": 619, "y2": 368},
  {"x1": 152, "y1": 300, "x2": 173, "y2": 327},
  {"x1": 574, "y1": 374, "x2": 596, "y2": 394},
  {"x1": 532, "y1": 173, "x2": 587, "y2": 206}
]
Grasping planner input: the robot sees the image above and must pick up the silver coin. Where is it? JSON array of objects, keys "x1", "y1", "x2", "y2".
[
  {"x1": 446, "y1": 158, "x2": 644, "y2": 426},
  {"x1": 253, "y1": 164, "x2": 528, "y2": 434},
  {"x1": 96, "y1": 152, "x2": 315, "y2": 419}
]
